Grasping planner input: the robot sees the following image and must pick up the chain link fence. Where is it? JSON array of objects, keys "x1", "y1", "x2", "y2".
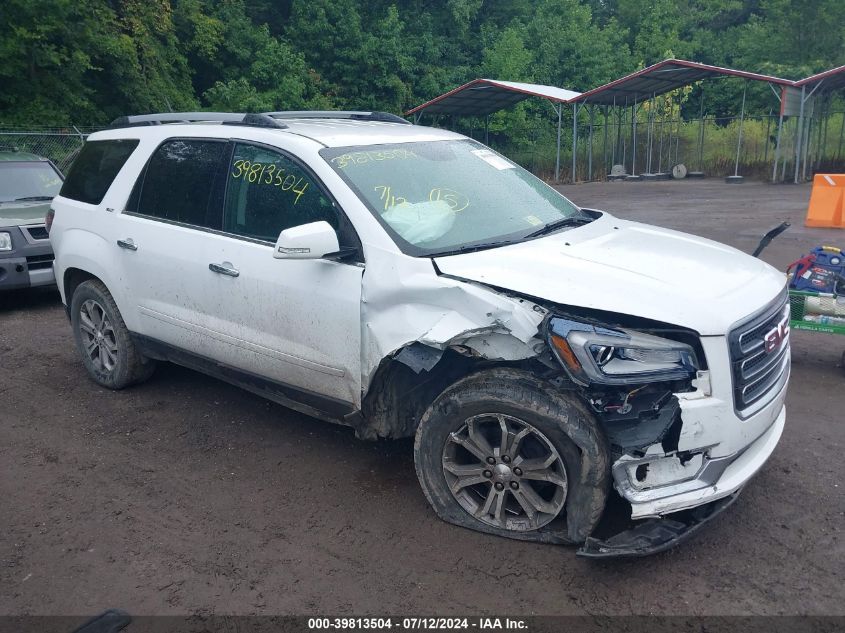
[{"x1": 0, "y1": 127, "x2": 103, "y2": 174}]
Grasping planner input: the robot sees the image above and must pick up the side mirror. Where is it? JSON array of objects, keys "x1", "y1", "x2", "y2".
[{"x1": 273, "y1": 221, "x2": 339, "y2": 259}]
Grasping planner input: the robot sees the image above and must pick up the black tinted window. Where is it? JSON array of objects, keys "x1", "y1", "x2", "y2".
[
  {"x1": 223, "y1": 143, "x2": 337, "y2": 241},
  {"x1": 60, "y1": 139, "x2": 139, "y2": 204},
  {"x1": 136, "y1": 139, "x2": 227, "y2": 228}
]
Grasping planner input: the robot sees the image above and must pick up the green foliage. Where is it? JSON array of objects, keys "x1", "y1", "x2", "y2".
[{"x1": 0, "y1": 0, "x2": 842, "y2": 138}]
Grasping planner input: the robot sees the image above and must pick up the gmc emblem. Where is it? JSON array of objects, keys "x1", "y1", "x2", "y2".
[{"x1": 763, "y1": 317, "x2": 790, "y2": 354}]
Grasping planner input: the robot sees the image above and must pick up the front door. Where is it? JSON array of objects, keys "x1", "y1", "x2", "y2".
[{"x1": 203, "y1": 141, "x2": 364, "y2": 405}]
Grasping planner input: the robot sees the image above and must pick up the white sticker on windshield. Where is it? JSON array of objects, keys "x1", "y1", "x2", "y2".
[{"x1": 471, "y1": 149, "x2": 515, "y2": 170}]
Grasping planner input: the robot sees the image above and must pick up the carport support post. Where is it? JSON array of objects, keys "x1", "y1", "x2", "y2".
[
  {"x1": 794, "y1": 86, "x2": 806, "y2": 184},
  {"x1": 588, "y1": 105, "x2": 595, "y2": 181},
  {"x1": 657, "y1": 97, "x2": 665, "y2": 173},
  {"x1": 697, "y1": 90, "x2": 705, "y2": 171},
  {"x1": 822, "y1": 100, "x2": 831, "y2": 169},
  {"x1": 620, "y1": 98, "x2": 628, "y2": 168},
  {"x1": 613, "y1": 97, "x2": 621, "y2": 166},
  {"x1": 485, "y1": 115, "x2": 489, "y2": 146},
  {"x1": 772, "y1": 109, "x2": 785, "y2": 183},
  {"x1": 781, "y1": 119, "x2": 790, "y2": 181},
  {"x1": 763, "y1": 109, "x2": 772, "y2": 164},
  {"x1": 631, "y1": 96, "x2": 638, "y2": 175},
  {"x1": 602, "y1": 105, "x2": 609, "y2": 176},
  {"x1": 802, "y1": 114, "x2": 813, "y2": 181},
  {"x1": 816, "y1": 99, "x2": 828, "y2": 170},
  {"x1": 571, "y1": 102, "x2": 578, "y2": 183},
  {"x1": 674, "y1": 100, "x2": 682, "y2": 166},
  {"x1": 836, "y1": 108, "x2": 845, "y2": 161},
  {"x1": 554, "y1": 104, "x2": 562, "y2": 182},
  {"x1": 664, "y1": 97, "x2": 672, "y2": 169},
  {"x1": 733, "y1": 81, "x2": 748, "y2": 178},
  {"x1": 645, "y1": 95, "x2": 655, "y2": 173}
]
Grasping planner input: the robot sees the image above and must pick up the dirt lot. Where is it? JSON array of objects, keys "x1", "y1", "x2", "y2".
[{"x1": 1, "y1": 179, "x2": 843, "y2": 617}]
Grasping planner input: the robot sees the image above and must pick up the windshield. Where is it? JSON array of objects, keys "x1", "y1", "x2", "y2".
[
  {"x1": 321, "y1": 139, "x2": 587, "y2": 256},
  {"x1": 0, "y1": 161, "x2": 63, "y2": 202}
]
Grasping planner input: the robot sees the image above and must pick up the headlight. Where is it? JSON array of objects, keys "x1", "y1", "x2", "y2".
[
  {"x1": 548, "y1": 317, "x2": 698, "y2": 386},
  {"x1": 0, "y1": 232, "x2": 12, "y2": 252}
]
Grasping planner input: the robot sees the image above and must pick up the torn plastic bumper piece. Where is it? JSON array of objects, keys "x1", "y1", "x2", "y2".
[{"x1": 577, "y1": 489, "x2": 741, "y2": 559}]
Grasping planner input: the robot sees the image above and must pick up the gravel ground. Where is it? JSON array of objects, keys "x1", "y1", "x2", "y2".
[{"x1": 0, "y1": 179, "x2": 842, "y2": 617}]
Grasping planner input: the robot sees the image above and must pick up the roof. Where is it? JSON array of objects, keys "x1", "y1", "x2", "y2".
[
  {"x1": 571, "y1": 59, "x2": 794, "y2": 105},
  {"x1": 405, "y1": 79, "x2": 581, "y2": 116},
  {"x1": 0, "y1": 150, "x2": 48, "y2": 162},
  {"x1": 90, "y1": 118, "x2": 462, "y2": 149},
  {"x1": 794, "y1": 64, "x2": 845, "y2": 94},
  {"x1": 277, "y1": 118, "x2": 462, "y2": 147}
]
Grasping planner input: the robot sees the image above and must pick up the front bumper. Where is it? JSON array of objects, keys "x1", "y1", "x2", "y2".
[
  {"x1": 578, "y1": 489, "x2": 741, "y2": 558},
  {"x1": 0, "y1": 225, "x2": 55, "y2": 290},
  {"x1": 0, "y1": 255, "x2": 55, "y2": 290},
  {"x1": 611, "y1": 333, "x2": 789, "y2": 520},
  {"x1": 624, "y1": 404, "x2": 784, "y2": 519}
]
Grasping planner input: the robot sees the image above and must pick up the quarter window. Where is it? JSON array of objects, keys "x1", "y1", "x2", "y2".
[
  {"x1": 223, "y1": 143, "x2": 337, "y2": 242},
  {"x1": 60, "y1": 139, "x2": 139, "y2": 205},
  {"x1": 134, "y1": 139, "x2": 228, "y2": 229}
]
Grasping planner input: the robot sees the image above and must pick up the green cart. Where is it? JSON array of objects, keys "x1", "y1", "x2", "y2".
[{"x1": 789, "y1": 290, "x2": 845, "y2": 368}]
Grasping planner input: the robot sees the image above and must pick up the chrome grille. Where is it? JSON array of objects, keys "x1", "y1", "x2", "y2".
[{"x1": 728, "y1": 292, "x2": 790, "y2": 415}]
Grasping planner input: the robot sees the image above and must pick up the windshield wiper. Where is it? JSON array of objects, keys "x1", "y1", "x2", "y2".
[
  {"x1": 13, "y1": 196, "x2": 54, "y2": 202},
  {"x1": 430, "y1": 240, "x2": 518, "y2": 257},
  {"x1": 525, "y1": 215, "x2": 593, "y2": 238}
]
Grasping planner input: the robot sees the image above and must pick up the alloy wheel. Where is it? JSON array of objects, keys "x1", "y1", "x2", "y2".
[
  {"x1": 78, "y1": 299, "x2": 118, "y2": 373},
  {"x1": 442, "y1": 413, "x2": 568, "y2": 531}
]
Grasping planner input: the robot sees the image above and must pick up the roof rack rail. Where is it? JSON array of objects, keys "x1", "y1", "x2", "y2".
[
  {"x1": 264, "y1": 111, "x2": 411, "y2": 125},
  {"x1": 109, "y1": 112, "x2": 288, "y2": 129}
]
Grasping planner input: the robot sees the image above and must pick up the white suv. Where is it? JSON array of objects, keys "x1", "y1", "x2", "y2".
[{"x1": 49, "y1": 111, "x2": 790, "y2": 557}]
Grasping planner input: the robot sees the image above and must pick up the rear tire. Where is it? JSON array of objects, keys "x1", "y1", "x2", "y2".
[
  {"x1": 70, "y1": 279, "x2": 155, "y2": 389},
  {"x1": 414, "y1": 368, "x2": 609, "y2": 545}
]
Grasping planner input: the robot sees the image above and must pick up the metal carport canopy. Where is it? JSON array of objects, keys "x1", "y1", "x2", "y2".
[
  {"x1": 570, "y1": 59, "x2": 793, "y2": 104},
  {"x1": 795, "y1": 64, "x2": 845, "y2": 94},
  {"x1": 405, "y1": 78, "x2": 581, "y2": 117},
  {"x1": 404, "y1": 78, "x2": 581, "y2": 181},
  {"x1": 567, "y1": 59, "x2": 794, "y2": 184}
]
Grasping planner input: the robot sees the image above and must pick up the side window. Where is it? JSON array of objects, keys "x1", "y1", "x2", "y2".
[
  {"x1": 60, "y1": 139, "x2": 139, "y2": 204},
  {"x1": 134, "y1": 139, "x2": 228, "y2": 229},
  {"x1": 223, "y1": 143, "x2": 338, "y2": 242}
]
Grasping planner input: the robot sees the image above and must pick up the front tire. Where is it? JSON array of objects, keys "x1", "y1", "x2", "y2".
[
  {"x1": 414, "y1": 368, "x2": 609, "y2": 544},
  {"x1": 70, "y1": 279, "x2": 155, "y2": 389}
]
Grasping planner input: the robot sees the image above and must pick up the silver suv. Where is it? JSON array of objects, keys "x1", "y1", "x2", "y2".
[{"x1": 0, "y1": 150, "x2": 62, "y2": 290}]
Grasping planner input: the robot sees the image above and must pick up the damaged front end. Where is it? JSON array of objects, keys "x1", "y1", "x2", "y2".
[
  {"x1": 545, "y1": 314, "x2": 734, "y2": 556},
  {"x1": 359, "y1": 260, "x2": 784, "y2": 557}
]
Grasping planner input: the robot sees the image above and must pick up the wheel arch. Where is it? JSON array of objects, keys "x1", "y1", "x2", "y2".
[
  {"x1": 358, "y1": 341, "x2": 555, "y2": 441},
  {"x1": 63, "y1": 268, "x2": 99, "y2": 308},
  {"x1": 58, "y1": 249, "x2": 137, "y2": 330}
]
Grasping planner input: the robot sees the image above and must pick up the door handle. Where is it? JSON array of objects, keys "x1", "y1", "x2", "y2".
[
  {"x1": 208, "y1": 262, "x2": 239, "y2": 277},
  {"x1": 117, "y1": 238, "x2": 138, "y2": 251}
]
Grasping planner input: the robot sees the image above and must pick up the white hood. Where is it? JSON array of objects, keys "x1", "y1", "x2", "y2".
[{"x1": 434, "y1": 213, "x2": 786, "y2": 336}]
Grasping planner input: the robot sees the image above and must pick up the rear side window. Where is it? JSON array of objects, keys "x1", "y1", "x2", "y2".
[
  {"x1": 60, "y1": 139, "x2": 139, "y2": 204},
  {"x1": 133, "y1": 139, "x2": 227, "y2": 229}
]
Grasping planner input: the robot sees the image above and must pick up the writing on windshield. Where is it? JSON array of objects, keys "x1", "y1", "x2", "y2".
[{"x1": 322, "y1": 139, "x2": 584, "y2": 256}]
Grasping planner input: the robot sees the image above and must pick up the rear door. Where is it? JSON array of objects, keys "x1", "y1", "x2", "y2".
[{"x1": 115, "y1": 137, "x2": 231, "y2": 353}]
